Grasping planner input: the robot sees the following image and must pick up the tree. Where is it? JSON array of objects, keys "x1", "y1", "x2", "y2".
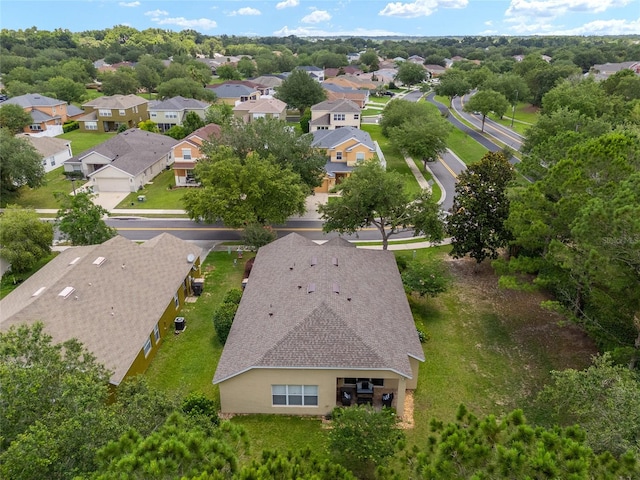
[
  {"x1": 156, "y1": 77, "x2": 216, "y2": 102},
  {"x1": 359, "y1": 49, "x2": 379, "y2": 71},
  {"x1": 0, "y1": 103, "x2": 32, "y2": 133},
  {"x1": 402, "y1": 258, "x2": 450, "y2": 298},
  {"x1": 447, "y1": 152, "x2": 515, "y2": 264},
  {"x1": 135, "y1": 63, "x2": 161, "y2": 98},
  {"x1": 99, "y1": 68, "x2": 139, "y2": 96},
  {"x1": 395, "y1": 61, "x2": 427, "y2": 86},
  {"x1": 239, "y1": 448, "x2": 356, "y2": 479},
  {"x1": 275, "y1": 69, "x2": 326, "y2": 115},
  {"x1": 242, "y1": 223, "x2": 277, "y2": 251},
  {"x1": 216, "y1": 64, "x2": 241, "y2": 80},
  {"x1": 207, "y1": 117, "x2": 326, "y2": 190},
  {"x1": 329, "y1": 406, "x2": 404, "y2": 475},
  {"x1": 182, "y1": 110, "x2": 204, "y2": 135},
  {"x1": 415, "y1": 405, "x2": 640, "y2": 479},
  {"x1": 237, "y1": 57, "x2": 256, "y2": 77},
  {"x1": 42, "y1": 76, "x2": 86, "y2": 103},
  {"x1": 55, "y1": 192, "x2": 117, "y2": 245},
  {"x1": 380, "y1": 99, "x2": 438, "y2": 138},
  {"x1": 435, "y1": 69, "x2": 470, "y2": 107},
  {"x1": 183, "y1": 148, "x2": 306, "y2": 227},
  {"x1": 388, "y1": 113, "x2": 451, "y2": 168},
  {"x1": 137, "y1": 119, "x2": 159, "y2": 133},
  {"x1": 482, "y1": 73, "x2": 530, "y2": 106},
  {"x1": 300, "y1": 106, "x2": 311, "y2": 133},
  {"x1": 535, "y1": 353, "x2": 640, "y2": 456},
  {"x1": 463, "y1": 89, "x2": 509, "y2": 132},
  {"x1": 204, "y1": 103, "x2": 233, "y2": 126},
  {"x1": 0, "y1": 206, "x2": 53, "y2": 273},
  {"x1": 318, "y1": 161, "x2": 445, "y2": 250}
]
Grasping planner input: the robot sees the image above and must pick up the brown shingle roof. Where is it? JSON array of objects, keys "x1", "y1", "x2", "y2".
[
  {"x1": 0, "y1": 234, "x2": 202, "y2": 385},
  {"x1": 83, "y1": 94, "x2": 148, "y2": 109},
  {"x1": 213, "y1": 233, "x2": 424, "y2": 384}
]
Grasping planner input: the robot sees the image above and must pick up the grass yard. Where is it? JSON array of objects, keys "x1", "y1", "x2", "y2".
[
  {"x1": 8, "y1": 167, "x2": 74, "y2": 209},
  {"x1": 361, "y1": 124, "x2": 422, "y2": 196},
  {"x1": 0, "y1": 251, "x2": 59, "y2": 299},
  {"x1": 446, "y1": 127, "x2": 489, "y2": 165},
  {"x1": 60, "y1": 130, "x2": 115, "y2": 156},
  {"x1": 115, "y1": 169, "x2": 186, "y2": 209}
]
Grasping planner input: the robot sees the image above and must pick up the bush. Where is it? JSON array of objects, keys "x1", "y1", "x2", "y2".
[
  {"x1": 222, "y1": 288, "x2": 243, "y2": 306},
  {"x1": 213, "y1": 302, "x2": 238, "y2": 344},
  {"x1": 182, "y1": 392, "x2": 219, "y2": 426},
  {"x1": 416, "y1": 327, "x2": 430, "y2": 343},
  {"x1": 62, "y1": 121, "x2": 79, "y2": 133}
]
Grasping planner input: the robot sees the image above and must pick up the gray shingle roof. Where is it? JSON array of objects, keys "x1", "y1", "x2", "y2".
[
  {"x1": 2, "y1": 93, "x2": 66, "y2": 108},
  {"x1": 208, "y1": 84, "x2": 257, "y2": 98},
  {"x1": 148, "y1": 96, "x2": 210, "y2": 111},
  {"x1": 65, "y1": 128, "x2": 178, "y2": 177},
  {"x1": 311, "y1": 98, "x2": 361, "y2": 113},
  {"x1": 17, "y1": 134, "x2": 71, "y2": 158},
  {"x1": 311, "y1": 126, "x2": 375, "y2": 150},
  {"x1": 213, "y1": 233, "x2": 424, "y2": 384},
  {"x1": 29, "y1": 109, "x2": 56, "y2": 122},
  {"x1": 0, "y1": 234, "x2": 202, "y2": 385},
  {"x1": 83, "y1": 94, "x2": 148, "y2": 109}
]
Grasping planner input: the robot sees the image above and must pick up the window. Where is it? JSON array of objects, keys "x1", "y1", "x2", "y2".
[
  {"x1": 166, "y1": 112, "x2": 178, "y2": 119},
  {"x1": 336, "y1": 151, "x2": 343, "y2": 161},
  {"x1": 98, "y1": 109, "x2": 112, "y2": 117},
  {"x1": 356, "y1": 152, "x2": 365, "y2": 163},
  {"x1": 150, "y1": 112, "x2": 157, "y2": 118},
  {"x1": 333, "y1": 113, "x2": 345, "y2": 121},
  {"x1": 143, "y1": 338, "x2": 152, "y2": 357},
  {"x1": 133, "y1": 106, "x2": 138, "y2": 113},
  {"x1": 50, "y1": 158, "x2": 56, "y2": 166},
  {"x1": 354, "y1": 114, "x2": 360, "y2": 119},
  {"x1": 29, "y1": 124, "x2": 42, "y2": 131},
  {"x1": 182, "y1": 149, "x2": 192, "y2": 160},
  {"x1": 153, "y1": 324, "x2": 160, "y2": 343},
  {"x1": 118, "y1": 109, "x2": 126, "y2": 116},
  {"x1": 272, "y1": 385, "x2": 318, "y2": 406},
  {"x1": 174, "y1": 292, "x2": 180, "y2": 308},
  {"x1": 85, "y1": 121, "x2": 98, "y2": 130}
]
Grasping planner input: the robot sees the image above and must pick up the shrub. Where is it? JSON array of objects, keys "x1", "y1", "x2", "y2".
[
  {"x1": 213, "y1": 302, "x2": 238, "y2": 344},
  {"x1": 222, "y1": 288, "x2": 243, "y2": 306},
  {"x1": 62, "y1": 121, "x2": 79, "y2": 133},
  {"x1": 416, "y1": 327, "x2": 430, "y2": 343},
  {"x1": 182, "y1": 392, "x2": 219, "y2": 426}
]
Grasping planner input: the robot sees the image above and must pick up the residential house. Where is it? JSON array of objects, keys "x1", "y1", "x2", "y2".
[
  {"x1": 408, "y1": 55, "x2": 425, "y2": 64},
  {"x1": 425, "y1": 64, "x2": 446, "y2": 78},
  {"x1": 196, "y1": 53, "x2": 243, "y2": 75},
  {"x1": 309, "y1": 98, "x2": 361, "y2": 132},
  {"x1": 221, "y1": 80, "x2": 276, "y2": 97},
  {"x1": 78, "y1": 94, "x2": 148, "y2": 133},
  {"x1": 63, "y1": 128, "x2": 178, "y2": 192},
  {"x1": 590, "y1": 61, "x2": 640, "y2": 80},
  {"x1": 323, "y1": 75, "x2": 379, "y2": 91},
  {"x1": 213, "y1": 233, "x2": 424, "y2": 416},
  {"x1": 324, "y1": 66, "x2": 363, "y2": 78},
  {"x1": 346, "y1": 52, "x2": 362, "y2": 63},
  {"x1": 1, "y1": 93, "x2": 84, "y2": 137},
  {"x1": 249, "y1": 75, "x2": 285, "y2": 91},
  {"x1": 207, "y1": 83, "x2": 261, "y2": 105},
  {"x1": 233, "y1": 98, "x2": 287, "y2": 124},
  {"x1": 322, "y1": 83, "x2": 369, "y2": 108},
  {"x1": 297, "y1": 66, "x2": 325, "y2": 82},
  {"x1": 172, "y1": 124, "x2": 221, "y2": 187},
  {"x1": 0, "y1": 234, "x2": 203, "y2": 387},
  {"x1": 148, "y1": 96, "x2": 211, "y2": 132},
  {"x1": 17, "y1": 134, "x2": 73, "y2": 173},
  {"x1": 310, "y1": 126, "x2": 378, "y2": 192}
]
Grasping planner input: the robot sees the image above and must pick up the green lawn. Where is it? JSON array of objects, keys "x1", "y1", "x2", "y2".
[
  {"x1": 446, "y1": 128, "x2": 489, "y2": 165},
  {"x1": 116, "y1": 169, "x2": 186, "y2": 210},
  {"x1": 60, "y1": 131, "x2": 115, "y2": 156},
  {"x1": 8, "y1": 167, "x2": 74, "y2": 209},
  {"x1": 367, "y1": 96, "x2": 392, "y2": 104},
  {"x1": 0, "y1": 251, "x2": 59, "y2": 299}
]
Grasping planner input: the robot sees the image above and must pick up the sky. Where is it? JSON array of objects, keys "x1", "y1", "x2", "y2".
[{"x1": 1, "y1": 0, "x2": 639, "y2": 37}]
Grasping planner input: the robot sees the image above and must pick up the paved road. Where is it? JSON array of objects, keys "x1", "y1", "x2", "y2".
[{"x1": 452, "y1": 93, "x2": 525, "y2": 152}]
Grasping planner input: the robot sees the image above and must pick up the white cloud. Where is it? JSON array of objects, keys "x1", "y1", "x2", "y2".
[
  {"x1": 229, "y1": 7, "x2": 261, "y2": 16},
  {"x1": 152, "y1": 17, "x2": 218, "y2": 30},
  {"x1": 276, "y1": 0, "x2": 299, "y2": 9},
  {"x1": 379, "y1": 0, "x2": 468, "y2": 18},
  {"x1": 301, "y1": 10, "x2": 332, "y2": 23},
  {"x1": 484, "y1": 20, "x2": 493, "y2": 26},
  {"x1": 506, "y1": 0, "x2": 632, "y2": 20},
  {"x1": 119, "y1": 1, "x2": 140, "y2": 7},
  {"x1": 547, "y1": 17, "x2": 640, "y2": 35},
  {"x1": 144, "y1": 9, "x2": 168, "y2": 17},
  {"x1": 273, "y1": 25, "x2": 404, "y2": 36}
]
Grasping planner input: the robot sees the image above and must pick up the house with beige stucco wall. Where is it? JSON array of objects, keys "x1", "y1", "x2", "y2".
[
  {"x1": 309, "y1": 98, "x2": 361, "y2": 132},
  {"x1": 172, "y1": 124, "x2": 221, "y2": 186},
  {"x1": 213, "y1": 233, "x2": 424, "y2": 417}
]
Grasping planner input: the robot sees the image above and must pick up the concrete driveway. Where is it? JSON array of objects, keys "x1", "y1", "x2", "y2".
[{"x1": 91, "y1": 192, "x2": 130, "y2": 210}]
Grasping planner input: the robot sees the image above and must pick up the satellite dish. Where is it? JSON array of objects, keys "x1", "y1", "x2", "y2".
[{"x1": 187, "y1": 253, "x2": 196, "y2": 263}]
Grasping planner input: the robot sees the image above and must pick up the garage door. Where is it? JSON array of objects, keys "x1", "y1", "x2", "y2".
[{"x1": 94, "y1": 177, "x2": 131, "y2": 192}]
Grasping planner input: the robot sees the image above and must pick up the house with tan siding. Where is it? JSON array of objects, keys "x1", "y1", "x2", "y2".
[
  {"x1": 148, "y1": 96, "x2": 211, "y2": 133},
  {"x1": 309, "y1": 98, "x2": 361, "y2": 132},
  {"x1": 310, "y1": 126, "x2": 377, "y2": 193},
  {"x1": 172, "y1": 124, "x2": 221, "y2": 186},
  {"x1": 232, "y1": 98, "x2": 287, "y2": 124},
  {"x1": 1, "y1": 93, "x2": 84, "y2": 137},
  {"x1": 213, "y1": 233, "x2": 424, "y2": 417},
  {"x1": 0, "y1": 234, "x2": 203, "y2": 387}
]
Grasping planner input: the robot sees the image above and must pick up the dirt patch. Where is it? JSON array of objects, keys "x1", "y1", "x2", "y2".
[
  {"x1": 399, "y1": 390, "x2": 414, "y2": 429},
  {"x1": 445, "y1": 256, "x2": 598, "y2": 370},
  {"x1": 522, "y1": 104, "x2": 540, "y2": 115}
]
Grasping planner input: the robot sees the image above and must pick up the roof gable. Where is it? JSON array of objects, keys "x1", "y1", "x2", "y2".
[{"x1": 311, "y1": 98, "x2": 361, "y2": 113}]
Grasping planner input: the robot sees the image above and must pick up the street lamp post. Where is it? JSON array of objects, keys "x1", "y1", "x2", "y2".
[{"x1": 510, "y1": 89, "x2": 519, "y2": 128}]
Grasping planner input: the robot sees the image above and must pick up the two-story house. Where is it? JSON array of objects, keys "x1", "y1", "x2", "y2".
[
  {"x1": 78, "y1": 94, "x2": 148, "y2": 133},
  {"x1": 207, "y1": 83, "x2": 261, "y2": 105},
  {"x1": 232, "y1": 98, "x2": 287, "y2": 124},
  {"x1": 148, "y1": 96, "x2": 211, "y2": 132},
  {"x1": 322, "y1": 83, "x2": 370, "y2": 108},
  {"x1": 309, "y1": 98, "x2": 361, "y2": 132},
  {"x1": 297, "y1": 66, "x2": 325, "y2": 82},
  {"x1": 16, "y1": 134, "x2": 73, "y2": 173},
  {"x1": 172, "y1": 124, "x2": 221, "y2": 187},
  {"x1": 310, "y1": 126, "x2": 378, "y2": 192},
  {"x1": 1, "y1": 93, "x2": 84, "y2": 137}
]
